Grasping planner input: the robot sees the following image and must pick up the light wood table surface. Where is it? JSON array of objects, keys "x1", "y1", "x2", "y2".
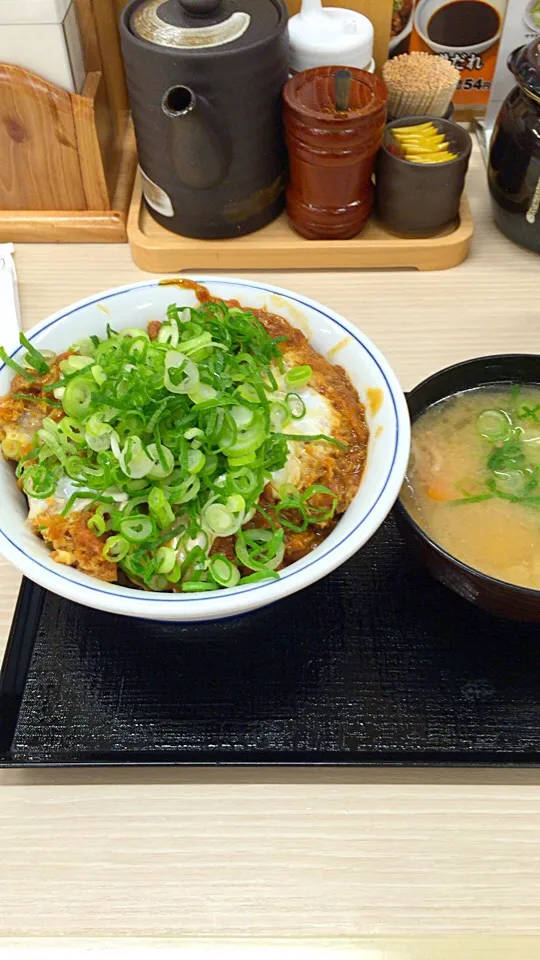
[{"x1": 1, "y1": 144, "x2": 540, "y2": 943}]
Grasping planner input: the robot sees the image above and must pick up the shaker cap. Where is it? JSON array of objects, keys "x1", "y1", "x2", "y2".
[
  {"x1": 130, "y1": 0, "x2": 286, "y2": 51},
  {"x1": 288, "y1": 0, "x2": 374, "y2": 74}
]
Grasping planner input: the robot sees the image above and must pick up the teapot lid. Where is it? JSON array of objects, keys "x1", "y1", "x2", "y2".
[
  {"x1": 509, "y1": 39, "x2": 540, "y2": 103},
  {"x1": 130, "y1": 0, "x2": 285, "y2": 51}
]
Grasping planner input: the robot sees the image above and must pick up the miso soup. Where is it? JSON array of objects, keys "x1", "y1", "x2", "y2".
[{"x1": 401, "y1": 385, "x2": 540, "y2": 590}]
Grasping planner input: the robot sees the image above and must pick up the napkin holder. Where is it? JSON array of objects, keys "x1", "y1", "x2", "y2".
[{"x1": 0, "y1": 0, "x2": 136, "y2": 243}]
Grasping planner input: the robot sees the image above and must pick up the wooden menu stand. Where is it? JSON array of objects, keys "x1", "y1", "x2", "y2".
[{"x1": 0, "y1": 0, "x2": 136, "y2": 243}]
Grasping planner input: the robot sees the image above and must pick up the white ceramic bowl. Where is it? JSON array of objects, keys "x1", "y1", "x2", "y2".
[
  {"x1": 389, "y1": 3, "x2": 414, "y2": 53},
  {"x1": 524, "y1": 0, "x2": 540, "y2": 32},
  {"x1": 0, "y1": 277, "x2": 410, "y2": 622}
]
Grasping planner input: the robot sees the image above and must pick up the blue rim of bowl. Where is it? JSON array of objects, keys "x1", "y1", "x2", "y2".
[{"x1": 0, "y1": 279, "x2": 401, "y2": 603}]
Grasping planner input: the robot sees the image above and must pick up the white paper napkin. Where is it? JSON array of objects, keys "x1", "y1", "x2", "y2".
[{"x1": 0, "y1": 243, "x2": 21, "y2": 356}]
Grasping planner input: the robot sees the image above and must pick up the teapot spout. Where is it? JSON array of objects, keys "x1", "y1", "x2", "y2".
[{"x1": 162, "y1": 85, "x2": 232, "y2": 189}]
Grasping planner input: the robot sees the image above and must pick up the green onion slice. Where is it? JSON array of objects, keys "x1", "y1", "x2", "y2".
[
  {"x1": 239, "y1": 570, "x2": 280, "y2": 584},
  {"x1": 148, "y1": 487, "x2": 175, "y2": 529},
  {"x1": 235, "y1": 528, "x2": 285, "y2": 572},
  {"x1": 88, "y1": 513, "x2": 107, "y2": 537},
  {"x1": 285, "y1": 365, "x2": 312, "y2": 389},
  {"x1": 181, "y1": 581, "x2": 218, "y2": 593},
  {"x1": 63, "y1": 376, "x2": 97, "y2": 419},
  {"x1": 118, "y1": 514, "x2": 156, "y2": 542},
  {"x1": 285, "y1": 393, "x2": 306, "y2": 420},
  {"x1": 0, "y1": 347, "x2": 35, "y2": 382},
  {"x1": 209, "y1": 554, "x2": 241, "y2": 588},
  {"x1": 22, "y1": 465, "x2": 56, "y2": 499},
  {"x1": 492, "y1": 469, "x2": 529, "y2": 497},
  {"x1": 19, "y1": 333, "x2": 51, "y2": 375},
  {"x1": 477, "y1": 409, "x2": 512, "y2": 443},
  {"x1": 103, "y1": 535, "x2": 129, "y2": 561}
]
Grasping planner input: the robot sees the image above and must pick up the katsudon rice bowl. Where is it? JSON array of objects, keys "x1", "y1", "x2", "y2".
[{"x1": 0, "y1": 277, "x2": 410, "y2": 622}]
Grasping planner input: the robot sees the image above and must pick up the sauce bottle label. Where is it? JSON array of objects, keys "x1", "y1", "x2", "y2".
[{"x1": 140, "y1": 167, "x2": 174, "y2": 218}]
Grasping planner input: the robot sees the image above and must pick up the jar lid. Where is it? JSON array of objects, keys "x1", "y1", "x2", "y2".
[
  {"x1": 130, "y1": 0, "x2": 285, "y2": 51},
  {"x1": 288, "y1": 1, "x2": 374, "y2": 74},
  {"x1": 509, "y1": 39, "x2": 540, "y2": 103},
  {"x1": 284, "y1": 65, "x2": 387, "y2": 123}
]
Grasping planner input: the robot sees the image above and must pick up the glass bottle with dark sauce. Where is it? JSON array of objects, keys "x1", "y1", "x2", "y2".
[{"x1": 488, "y1": 40, "x2": 540, "y2": 254}]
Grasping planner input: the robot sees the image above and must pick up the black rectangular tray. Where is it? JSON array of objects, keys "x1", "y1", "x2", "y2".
[{"x1": 1, "y1": 516, "x2": 540, "y2": 767}]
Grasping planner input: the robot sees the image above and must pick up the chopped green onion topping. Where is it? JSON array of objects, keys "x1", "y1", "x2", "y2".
[
  {"x1": 6, "y1": 299, "x2": 346, "y2": 591},
  {"x1": 454, "y1": 389, "x2": 540, "y2": 509}
]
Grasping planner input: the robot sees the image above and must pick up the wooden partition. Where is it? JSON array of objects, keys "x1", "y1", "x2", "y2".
[{"x1": 0, "y1": 0, "x2": 136, "y2": 242}]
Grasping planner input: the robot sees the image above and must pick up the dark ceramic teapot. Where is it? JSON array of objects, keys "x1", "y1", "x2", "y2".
[
  {"x1": 488, "y1": 39, "x2": 540, "y2": 254},
  {"x1": 121, "y1": 0, "x2": 289, "y2": 239}
]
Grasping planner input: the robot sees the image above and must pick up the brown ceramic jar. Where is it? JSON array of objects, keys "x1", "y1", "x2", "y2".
[{"x1": 283, "y1": 66, "x2": 388, "y2": 240}]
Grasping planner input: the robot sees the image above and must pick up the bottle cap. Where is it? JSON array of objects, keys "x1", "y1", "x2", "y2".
[{"x1": 288, "y1": 0, "x2": 374, "y2": 74}]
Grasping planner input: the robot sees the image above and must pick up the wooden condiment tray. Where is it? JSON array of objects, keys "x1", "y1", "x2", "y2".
[{"x1": 127, "y1": 172, "x2": 474, "y2": 272}]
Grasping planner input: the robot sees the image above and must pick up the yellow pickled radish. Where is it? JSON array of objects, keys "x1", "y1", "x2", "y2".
[
  {"x1": 394, "y1": 135, "x2": 446, "y2": 147},
  {"x1": 393, "y1": 130, "x2": 445, "y2": 141},
  {"x1": 395, "y1": 139, "x2": 446, "y2": 149},
  {"x1": 403, "y1": 142, "x2": 451, "y2": 154},
  {"x1": 393, "y1": 121, "x2": 435, "y2": 133},
  {"x1": 391, "y1": 121, "x2": 458, "y2": 165},
  {"x1": 394, "y1": 141, "x2": 446, "y2": 152}
]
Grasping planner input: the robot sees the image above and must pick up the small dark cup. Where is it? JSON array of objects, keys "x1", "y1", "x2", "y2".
[
  {"x1": 394, "y1": 355, "x2": 540, "y2": 622},
  {"x1": 376, "y1": 116, "x2": 472, "y2": 237}
]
